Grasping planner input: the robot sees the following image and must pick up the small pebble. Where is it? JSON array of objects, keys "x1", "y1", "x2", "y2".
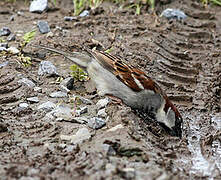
[
  {"x1": 60, "y1": 127, "x2": 91, "y2": 144},
  {"x1": 29, "y1": 0, "x2": 48, "y2": 13},
  {"x1": 102, "y1": 144, "x2": 116, "y2": 156},
  {"x1": 0, "y1": 61, "x2": 9, "y2": 68},
  {"x1": 37, "y1": 21, "x2": 50, "y2": 34},
  {"x1": 96, "y1": 98, "x2": 109, "y2": 109},
  {"x1": 76, "y1": 106, "x2": 88, "y2": 116},
  {"x1": 27, "y1": 97, "x2": 39, "y2": 103},
  {"x1": 7, "y1": 33, "x2": 16, "y2": 41},
  {"x1": 107, "y1": 124, "x2": 123, "y2": 132},
  {"x1": 51, "y1": 105, "x2": 73, "y2": 120},
  {"x1": 34, "y1": 87, "x2": 42, "y2": 92},
  {"x1": 38, "y1": 101, "x2": 56, "y2": 112},
  {"x1": 161, "y1": 8, "x2": 187, "y2": 21},
  {"x1": 38, "y1": 61, "x2": 58, "y2": 76},
  {"x1": 73, "y1": 95, "x2": 93, "y2": 105},
  {"x1": 0, "y1": 47, "x2": 6, "y2": 51},
  {"x1": 60, "y1": 77, "x2": 73, "y2": 92},
  {"x1": 0, "y1": 27, "x2": 11, "y2": 36},
  {"x1": 87, "y1": 117, "x2": 106, "y2": 130},
  {"x1": 79, "y1": 10, "x2": 89, "y2": 17},
  {"x1": 120, "y1": 168, "x2": 136, "y2": 179},
  {"x1": 64, "y1": 16, "x2": 77, "y2": 21},
  {"x1": 0, "y1": 43, "x2": 8, "y2": 48},
  {"x1": 7, "y1": 46, "x2": 20, "y2": 54},
  {"x1": 66, "y1": 78, "x2": 75, "y2": 90},
  {"x1": 9, "y1": 15, "x2": 15, "y2": 21},
  {"x1": 97, "y1": 108, "x2": 107, "y2": 118},
  {"x1": 19, "y1": 103, "x2": 29, "y2": 108},
  {"x1": 17, "y1": 11, "x2": 24, "y2": 16},
  {"x1": 49, "y1": 91, "x2": 67, "y2": 98},
  {"x1": 18, "y1": 78, "x2": 36, "y2": 88}
]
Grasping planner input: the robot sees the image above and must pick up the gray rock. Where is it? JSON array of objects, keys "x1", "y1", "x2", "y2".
[
  {"x1": 0, "y1": 47, "x2": 6, "y2": 51},
  {"x1": 7, "y1": 46, "x2": 20, "y2": 54},
  {"x1": 102, "y1": 144, "x2": 116, "y2": 156},
  {"x1": 60, "y1": 77, "x2": 73, "y2": 92},
  {"x1": 0, "y1": 61, "x2": 9, "y2": 68},
  {"x1": 37, "y1": 20, "x2": 50, "y2": 34},
  {"x1": 18, "y1": 78, "x2": 36, "y2": 88},
  {"x1": 73, "y1": 95, "x2": 93, "y2": 105},
  {"x1": 0, "y1": 43, "x2": 8, "y2": 48},
  {"x1": 17, "y1": 11, "x2": 24, "y2": 16},
  {"x1": 0, "y1": 27, "x2": 11, "y2": 36},
  {"x1": 96, "y1": 97, "x2": 109, "y2": 109},
  {"x1": 9, "y1": 15, "x2": 15, "y2": 21},
  {"x1": 60, "y1": 127, "x2": 91, "y2": 144},
  {"x1": 76, "y1": 106, "x2": 88, "y2": 116},
  {"x1": 97, "y1": 108, "x2": 107, "y2": 118},
  {"x1": 66, "y1": 77, "x2": 75, "y2": 90},
  {"x1": 64, "y1": 16, "x2": 77, "y2": 21},
  {"x1": 107, "y1": 124, "x2": 123, "y2": 132},
  {"x1": 7, "y1": 33, "x2": 16, "y2": 41},
  {"x1": 120, "y1": 168, "x2": 136, "y2": 179},
  {"x1": 29, "y1": 0, "x2": 48, "y2": 13},
  {"x1": 79, "y1": 10, "x2": 89, "y2": 17},
  {"x1": 38, "y1": 101, "x2": 56, "y2": 112},
  {"x1": 161, "y1": 8, "x2": 187, "y2": 21},
  {"x1": 27, "y1": 97, "x2": 39, "y2": 103},
  {"x1": 87, "y1": 117, "x2": 106, "y2": 130},
  {"x1": 38, "y1": 61, "x2": 58, "y2": 76},
  {"x1": 49, "y1": 91, "x2": 67, "y2": 98},
  {"x1": 51, "y1": 105, "x2": 73, "y2": 120},
  {"x1": 19, "y1": 103, "x2": 29, "y2": 108},
  {"x1": 33, "y1": 87, "x2": 42, "y2": 93},
  {"x1": 71, "y1": 117, "x2": 88, "y2": 124}
]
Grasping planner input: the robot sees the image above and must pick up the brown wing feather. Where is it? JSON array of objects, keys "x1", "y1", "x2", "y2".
[{"x1": 90, "y1": 50, "x2": 164, "y2": 94}]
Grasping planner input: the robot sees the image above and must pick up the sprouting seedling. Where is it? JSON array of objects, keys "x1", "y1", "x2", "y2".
[
  {"x1": 23, "y1": 30, "x2": 36, "y2": 45},
  {"x1": 20, "y1": 30, "x2": 36, "y2": 49},
  {"x1": 73, "y1": 0, "x2": 87, "y2": 16},
  {"x1": 70, "y1": 64, "x2": 89, "y2": 82}
]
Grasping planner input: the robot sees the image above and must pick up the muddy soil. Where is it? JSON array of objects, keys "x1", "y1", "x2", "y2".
[{"x1": 0, "y1": 0, "x2": 220, "y2": 179}]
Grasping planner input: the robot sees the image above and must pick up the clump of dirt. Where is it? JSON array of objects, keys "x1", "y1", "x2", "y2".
[{"x1": 0, "y1": 0, "x2": 220, "y2": 179}]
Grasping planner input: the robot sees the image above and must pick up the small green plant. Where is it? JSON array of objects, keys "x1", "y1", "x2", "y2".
[
  {"x1": 18, "y1": 53, "x2": 32, "y2": 67},
  {"x1": 18, "y1": 30, "x2": 36, "y2": 67},
  {"x1": 21, "y1": 30, "x2": 36, "y2": 48},
  {"x1": 148, "y1": 0, "x2": 155, "y2": 11},
  {"x1": 201, "y1": 0, "x2": 221, "y2": 6},
  {"x1": 73, "y1": 0, "x2": 87, "y2": 16},
  {"x1": 70, "y1": 64, "x2": 89, "y2": 81}
]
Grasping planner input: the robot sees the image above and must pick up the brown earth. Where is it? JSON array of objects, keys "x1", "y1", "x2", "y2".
[{"x1": 0, "y1": 0, "x2": 221, "y2": 179}]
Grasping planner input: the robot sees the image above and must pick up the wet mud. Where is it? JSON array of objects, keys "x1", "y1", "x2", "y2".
[{"x1": 0, "y1": 0, "x2": 220, "y2": 179}]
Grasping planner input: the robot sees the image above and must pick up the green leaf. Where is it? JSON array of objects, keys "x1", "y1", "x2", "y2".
[{"x1": 23, "y1": 30, "x2": 36, "y2": 44}]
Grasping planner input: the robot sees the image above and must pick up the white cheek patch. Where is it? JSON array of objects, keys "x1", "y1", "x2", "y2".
[{"x1": 155, "y1": 100, "x2": 175, "y2": 129}]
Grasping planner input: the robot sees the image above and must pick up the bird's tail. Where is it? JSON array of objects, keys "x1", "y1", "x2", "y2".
[{"x1": 31, "y1": 44, "x2": 92, "y2": 70}]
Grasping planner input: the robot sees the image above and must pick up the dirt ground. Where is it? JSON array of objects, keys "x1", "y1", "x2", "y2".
[{"x1": 0, "y1": 0, "x2": 221, "y2": 179}]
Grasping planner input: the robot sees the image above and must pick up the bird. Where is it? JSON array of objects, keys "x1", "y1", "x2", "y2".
[{"x1": 33, "y1": 44, "x2": 183, "y2": 138}]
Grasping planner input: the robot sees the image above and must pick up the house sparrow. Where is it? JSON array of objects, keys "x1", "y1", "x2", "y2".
[{"x1": 33, "y1": 45, "x2": 183, "y2": 138}]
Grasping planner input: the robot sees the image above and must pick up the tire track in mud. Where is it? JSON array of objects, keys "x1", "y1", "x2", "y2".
[
  {"x1": 0, "y1": 66, "x2": 27, "y2": 104},
  {"x1": 151, "y1": 10, "x2": 221, "y2": 177}
]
